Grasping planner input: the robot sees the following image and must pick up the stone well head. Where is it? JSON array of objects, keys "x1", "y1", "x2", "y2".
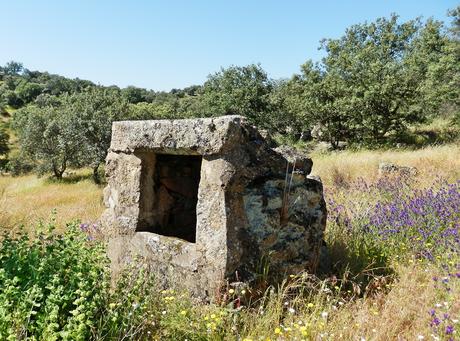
[{"x1": 101, "y1": 116, "x2": 326, "y2": 298}]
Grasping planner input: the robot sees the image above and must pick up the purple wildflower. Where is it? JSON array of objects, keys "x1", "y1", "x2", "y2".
[{"x1": 431, "y1": 317, "x2": 441, "y2": 327}]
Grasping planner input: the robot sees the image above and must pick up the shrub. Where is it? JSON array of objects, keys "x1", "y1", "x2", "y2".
[
  {"x1": 5, "y1": 152, "x2": 35, "y2": 175},
  {"x1": 0, "y1": 221, "x2": 109, "y2": 340}
]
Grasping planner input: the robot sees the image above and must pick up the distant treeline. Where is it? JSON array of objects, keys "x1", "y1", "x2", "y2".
[{"x1": 0, "y1": 10, "x2": 459, "y2": 181}]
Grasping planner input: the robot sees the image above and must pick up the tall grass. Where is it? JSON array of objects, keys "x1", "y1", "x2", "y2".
[
  {"x1": 0, "y1": 169, "x2": 103, "y2": 230},
  {"x1": 311, "y1": 143, "x2": 460, "y2": 187}
]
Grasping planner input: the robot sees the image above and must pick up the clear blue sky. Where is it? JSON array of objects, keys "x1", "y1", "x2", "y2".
[{"x1": 1, "y1": 0, "x2": 457, "y2": 91}]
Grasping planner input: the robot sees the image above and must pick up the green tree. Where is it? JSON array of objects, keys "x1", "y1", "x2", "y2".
[
  {"x1": 0, "y1": 125, "x2": 9, "y2": 156},
  {"x1": 121, "y1": 86, "x2": 149, "y2": 104},
  {"x1": 13, "y1": 104, "x2": 86, "y2": 179},
  {"x1": 199, "y1": 64, "x2": 275, "y2": 128},
  {"x1": 295, "y1": 15, "x2": 452, "y2": 146},
  {"x1": 436, "y1": 6, "x2": 460, "y2": 125},
  {"x1": 129, "y1": 101, "x2": 180, "y2": 120},
  {"x1": 1, "y1": 89, "x2": 22, "y2": 108},
  {"x1": 3, "y1": 61, "x2": 23, "y2": 75},
  {"x1": 15, "y1": 81, "x2": 44, "y2": 104},
  {"x1": 44, "y1": 75, "x2": 94, "y2": 96},
  {"x1": 13, "y1": 88, "x2": 130, "y2": 182},
  {"x1": 285, "y1": 61, "x2": 352, "y2": 147},
  {"x1": 448, "y1": 5, "x2": 460, "y2": 38},
  {"x1": 65, "y1": 88, "x2": 130, "y2": 183},
  {"x1": 268, "y1": 79, "x2": 308, "y2": 137}
]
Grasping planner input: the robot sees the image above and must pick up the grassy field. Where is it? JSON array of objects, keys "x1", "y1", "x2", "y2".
[
  {"x1": 0, "y1": 143, "x2": 459, "y2": 340},
  {"x1": 311, "y1": 143, "x2": 460, "y2": 187},
  {"x1": 0, "y1": 170, "x2": 104, "y2": 230}
]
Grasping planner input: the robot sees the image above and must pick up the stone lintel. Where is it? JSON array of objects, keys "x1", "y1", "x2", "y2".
[{"x1": 109, "y1": 115, "x2": 246, "y2": 155}]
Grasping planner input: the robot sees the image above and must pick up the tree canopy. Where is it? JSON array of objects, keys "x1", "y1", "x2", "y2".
[
  {"x1": 198, "y1": 64, "x2": 275, "y2": 127},
  {"x1": 13, "y1": 103, "x2": 86, "y2": 179},
  {"x1": 12, "y1": 88, "x2": 130, "y2": 180},
  {"x1": 283, "y1": 14, "x2": 455, "y2": 147}
]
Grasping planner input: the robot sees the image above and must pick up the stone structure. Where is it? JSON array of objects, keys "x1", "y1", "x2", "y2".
[{"x1": 101, "y1": 116, "x2": 326, "y2": 297}]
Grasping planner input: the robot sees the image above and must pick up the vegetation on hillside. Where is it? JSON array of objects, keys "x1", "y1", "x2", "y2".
[{"x1": 1, "y1": 10, "x2": 459, "y2": 181}]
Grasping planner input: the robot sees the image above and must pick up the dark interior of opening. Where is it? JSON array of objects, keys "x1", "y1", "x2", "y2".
[{"x1": 138, "y1": 154, "x2": 202, "y2": 243}]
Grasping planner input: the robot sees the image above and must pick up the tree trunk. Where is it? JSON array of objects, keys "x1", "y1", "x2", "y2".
[
  {"x1": 52, "y1": 164, "x2": 64, "y2": 180},
  {"x1": 92, "y1": 164, "x2": 100, "y2": 184}
]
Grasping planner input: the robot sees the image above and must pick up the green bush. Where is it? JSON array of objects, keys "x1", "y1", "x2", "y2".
[
  {"x1": 5, "y1": 153, "x2": 34, "y2": 176},
  {"x1": 0, "y1": 221, "x2": 109, "y2": 340}
]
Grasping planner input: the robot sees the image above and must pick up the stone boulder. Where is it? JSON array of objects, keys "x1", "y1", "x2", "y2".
[{"x1": 378, "y1": 162, "x2": 418, "y2": 177}]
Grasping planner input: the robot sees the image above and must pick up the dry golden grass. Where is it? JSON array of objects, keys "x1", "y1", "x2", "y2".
[
  {"x1": 0, "y1": 170, "x2": 103, "y2": 231},
  {"x1": 234, "y1": 261, "x2": 458, "y2": 340},
  {"x1": 324, "y1": 262, "x2": 456, "y2": 340},
  {"x1": 311, "y1": 143, "x2": 460, "y2": 188}
]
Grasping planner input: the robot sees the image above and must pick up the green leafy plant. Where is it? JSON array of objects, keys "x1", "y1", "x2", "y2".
[{"x1": 0, "y1": 220, "x2": 109, "y2": 340}]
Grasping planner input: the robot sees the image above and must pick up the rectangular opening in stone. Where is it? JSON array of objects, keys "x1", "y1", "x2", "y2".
[{"x1": 137, "y1": 153, "x2": 202, "y2": 243}]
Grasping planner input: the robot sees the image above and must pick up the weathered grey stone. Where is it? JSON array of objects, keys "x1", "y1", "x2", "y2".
[
  {"x1": 311, "y1": 123, "x2": 325, "y2": 140},
  {"x1": 300, "y1": 130, "x2": 312, "y2": 141},
  {"x1": 273, "y1": 145, "x2": 313, "y2": 175},
  {"x1": 101, "y1": 115, "x2": 326, "y2": 298},
  {"x1": 378, "y1": 162, "x2": 418, "y2": 177}
]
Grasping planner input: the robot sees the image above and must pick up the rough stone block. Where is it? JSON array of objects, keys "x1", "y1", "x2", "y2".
[{"x1": 101, "y1": 116, "x2": 326, "y2": 298}]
